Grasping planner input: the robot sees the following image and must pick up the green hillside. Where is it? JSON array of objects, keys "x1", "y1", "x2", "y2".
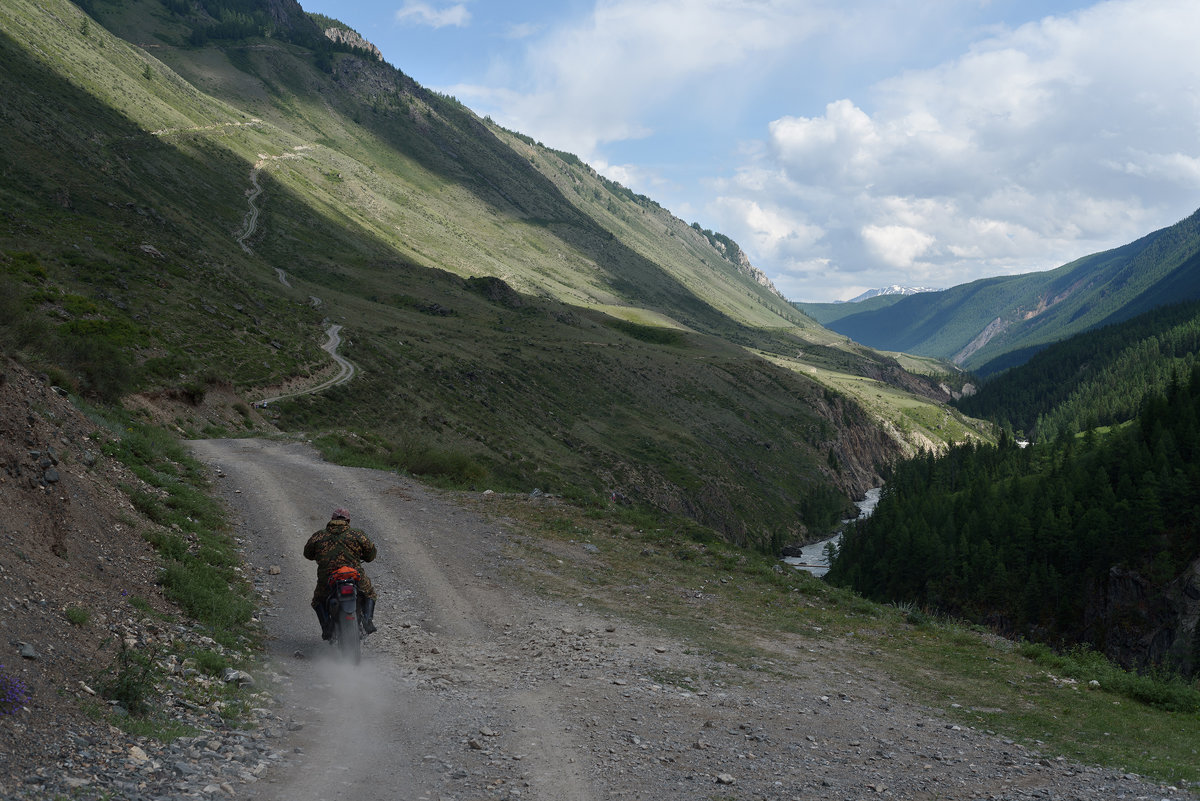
[
  {"x1": 792, "y1": 293, "x2": 907, "y2": 325},
  {"x1": 816, "y1": 209, "x2": 1200, "y2": 371},
  {"x1": 953, "y1": 300, "x2": 1200, "y2": 441},
  {"x1": 85, "y1": 0, "x2": 809, "y2": 339},
  {"x1": 0, "y1": 0, "x2": 990, "y2": 550}
]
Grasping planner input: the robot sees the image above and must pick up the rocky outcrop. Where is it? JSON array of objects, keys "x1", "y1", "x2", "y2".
[
  {"x1": 940, "y1": 381, "x2": 977, "y2": 400},
  {"x1": 1085, "y1": 560, "x2": 1200, "y2": 677},
  {"x1": 731, "y1": 248, "x2": 785, "y2": 298},
  {"x1": 264, "y1": 0, "x2": 319, "y2": 38},
  {"x1": 323, "y1": 26, "x2": 383, "y2": 61}
]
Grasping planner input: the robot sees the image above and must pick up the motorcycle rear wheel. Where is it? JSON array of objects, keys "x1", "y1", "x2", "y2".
[{"x1": 336, "y1": 609, "x2": 361, "y2": 664}]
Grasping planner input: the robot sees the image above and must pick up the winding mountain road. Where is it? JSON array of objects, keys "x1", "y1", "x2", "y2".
[
  {"x1": 236, "y1": 147, "x2": 307, "y2": 254},
  {"x1": 255, "y1": 324, "x2": 357, "y2": 406},
  {"x1": 238, "y1": 153, "x2": 354, "y2": 406},
  {"x1": 236, "y1": 163, "x2": 264, "y2": 255}
]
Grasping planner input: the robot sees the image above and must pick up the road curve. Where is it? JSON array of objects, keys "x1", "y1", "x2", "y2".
[
  {"x1": 187, "y1": 440, "x2": 1178, "y2": 801},
  {"x1": 257, "y1": 324, "x2": 356, "y2": 406},
  {"x1": 236, "y1": 164, "x2": 264, "y2": 254}
]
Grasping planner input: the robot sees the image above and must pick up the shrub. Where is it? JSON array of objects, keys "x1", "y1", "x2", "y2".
[
  {"x1": 159, "y1": 560, "x2": 254, "y2": 630},
  {"x1": 192, "y1": 649, "x2": 229, "y2": 677},
  {"x1": 65, "y1": 606, "x2": 91, "y2": 626},
  {"x1": 178, "y1": 380, "x2": 207, "y2": 405},
  {"x1": 398, "y1": 444, "x2": 487, "y2": 485},
  {"x1": 128, "y1": 596, "x2": 154, "y2": 615},
  {"x1": 906, "y1": 609, "x2": 932, "y2": 627},
  {"x1": 100, "y1": 642, "x2": 158, "y2": 717},
  {"x1": 60, "y1": 335, "x2": 134, "y2": 401},
  {"x1": 1019, "y1": 642, "x2": 1200, "y2": 713},
  {"x1": 102, "y1": 415, "x2": 256, "y2": 647}
]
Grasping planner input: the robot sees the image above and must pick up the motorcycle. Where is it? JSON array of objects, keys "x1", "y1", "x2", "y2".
[{"x1": 324, "y1": 566, "x2": 367, "y2": 663}]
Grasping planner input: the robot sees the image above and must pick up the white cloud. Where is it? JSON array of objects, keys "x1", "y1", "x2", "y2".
[
  {"x1": 588, "y1": 159, "x2": 654, "y2": 195},
  {"x1": 464, "y1": 0, "x2": 830, "y2": 159},
  {"x1": 1112, "y1": 152, "x2": 1200, "y2": 185},
  {"x1": 768, "y1": 100, "x2": 880, "y2": 185},
  {"x1": 444, "y1": 0, "x2": 1200, "y2": 302},
  {"x1": 715, "y1": 0, "x2": 1200, "y2": 300},
  {"x1": 504, "y1": 22, "x2": 541, "y2": 40},
  {"x1": 861, "y1": 224, "x2": 935, "y2": 268},
  {"x1": 394, "y1": 2, "x2": 470, "y2": 29},
  {"x1": 715, "y1": 196, "x2": 824, "y2": 259}
]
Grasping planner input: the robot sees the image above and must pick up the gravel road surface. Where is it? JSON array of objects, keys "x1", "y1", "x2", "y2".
[{"x1": 190, "y1": 438, "x2": 1190, "y2": 801}]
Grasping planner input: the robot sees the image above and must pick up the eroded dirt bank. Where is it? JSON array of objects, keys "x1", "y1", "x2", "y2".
[{"x1": 189, "y1": 437, "x2": 1191, "y2": 801}]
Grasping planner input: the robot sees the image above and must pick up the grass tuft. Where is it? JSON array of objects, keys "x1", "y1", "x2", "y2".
[{"x1": 64, "y1": 606, "x2": 91, "y2": 626}]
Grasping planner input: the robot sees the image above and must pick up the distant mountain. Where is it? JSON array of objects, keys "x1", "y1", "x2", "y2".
[
  {"x1": 808, "y1": 209, "x2": 1200, "y2": 371},
  {"x1": 845, "y1": 286, "x2": 940, "y2": 303},
  {"x1": 794, "y1": 294, "x2": 906, "y2": 326},
  {"x1": 795, "y1": 286, "x2": 940, "y2": 327}
]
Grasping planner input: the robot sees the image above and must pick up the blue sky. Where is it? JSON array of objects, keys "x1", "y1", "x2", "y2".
[{"x1": 297, "y1": 0, "x2": 1200, "y2": 302}]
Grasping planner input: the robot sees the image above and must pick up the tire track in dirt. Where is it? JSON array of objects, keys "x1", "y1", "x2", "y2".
[
  {"x1": 189, "y1": 438, "x2": 597, "y2": 801},
  {"x1": 189, "y1": 439, "x2": 1186, "y2": 801}
]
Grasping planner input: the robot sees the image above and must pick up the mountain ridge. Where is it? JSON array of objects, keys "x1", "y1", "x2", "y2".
[
  {"x1": 795, "y1": 209, "x2": 1200, "y2": 372},
  {"x1": 2, "y1": 5, "x2": 1197, "y2": 794},
  {"x1": 953, "y1": 298, "x2": 1200, "y2": 440}
]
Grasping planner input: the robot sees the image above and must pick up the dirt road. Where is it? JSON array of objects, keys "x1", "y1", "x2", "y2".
[
  {"x1": 255, "y1": 324, "x2": 356, "y2": 406},
  {"x1": 191, "y1": 438, "x2": 597, "y2": 801},
  {"x1": 189, "y1": 438, "x2": 1186, "y2": 801}
]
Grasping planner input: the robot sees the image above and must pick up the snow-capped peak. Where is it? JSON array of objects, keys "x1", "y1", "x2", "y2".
[{"x1": 844, "y1": 285, "x2": 939, "y2": 303}]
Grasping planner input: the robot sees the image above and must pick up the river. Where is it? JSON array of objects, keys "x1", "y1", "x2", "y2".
[{"x1": 783, "y1": 487, "x2": 882, "y2": 577}]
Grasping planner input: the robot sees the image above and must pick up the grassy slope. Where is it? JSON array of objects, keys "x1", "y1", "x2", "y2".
[
  {"x1": 104, "y1": 0, "x2": 983, "y2": 458},
  {"x1": 495, "y1": 127, "x2": 816, "y2": 332},
  {"x1": 1, "y1": 0, "x2": 990, "y2": 547},
  {"x1": 10, "y1": 6, "x2": 1192, "y2": 783},
  {"x1": 0, "y1": 2, "x2": 330, "y2": 390},
  {"x1": 155, "y1": 38, "x2": 804, "y2": 340}
]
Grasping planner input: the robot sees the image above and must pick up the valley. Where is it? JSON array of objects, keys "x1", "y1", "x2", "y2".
[{"x1": 1, "y1": 0, "x2": 1198, "y2": 797}]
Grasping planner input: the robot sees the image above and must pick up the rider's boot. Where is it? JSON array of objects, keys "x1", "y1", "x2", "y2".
[
  {"x1": 362, "y1": 599, "x2": 377, "y2": 634},
  {"x1": 314, "y1": 604, "x2": 333, "y2": 640}
]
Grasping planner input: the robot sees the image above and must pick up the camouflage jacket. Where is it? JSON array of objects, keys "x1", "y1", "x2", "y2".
[{"x1": 303, "y1": 519, "x2": 376, "y2": 587}]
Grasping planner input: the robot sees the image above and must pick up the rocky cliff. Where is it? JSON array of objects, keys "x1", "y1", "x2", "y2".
[
  {"x1": 323, "y1": 26, "x2": 383, "y2": 61},
  {"x1": 1087, "y1": 560, "x2": 1200, "y2": 678}
]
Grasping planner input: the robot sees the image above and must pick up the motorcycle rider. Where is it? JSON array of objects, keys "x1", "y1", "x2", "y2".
[{"x1": 304, "y1": 507, "x2": 378, "y2": 639}]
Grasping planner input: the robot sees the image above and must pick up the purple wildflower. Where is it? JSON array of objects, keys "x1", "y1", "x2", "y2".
[{"x1": 0, "y1": 665, "x2": 30, "y2": 715}]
